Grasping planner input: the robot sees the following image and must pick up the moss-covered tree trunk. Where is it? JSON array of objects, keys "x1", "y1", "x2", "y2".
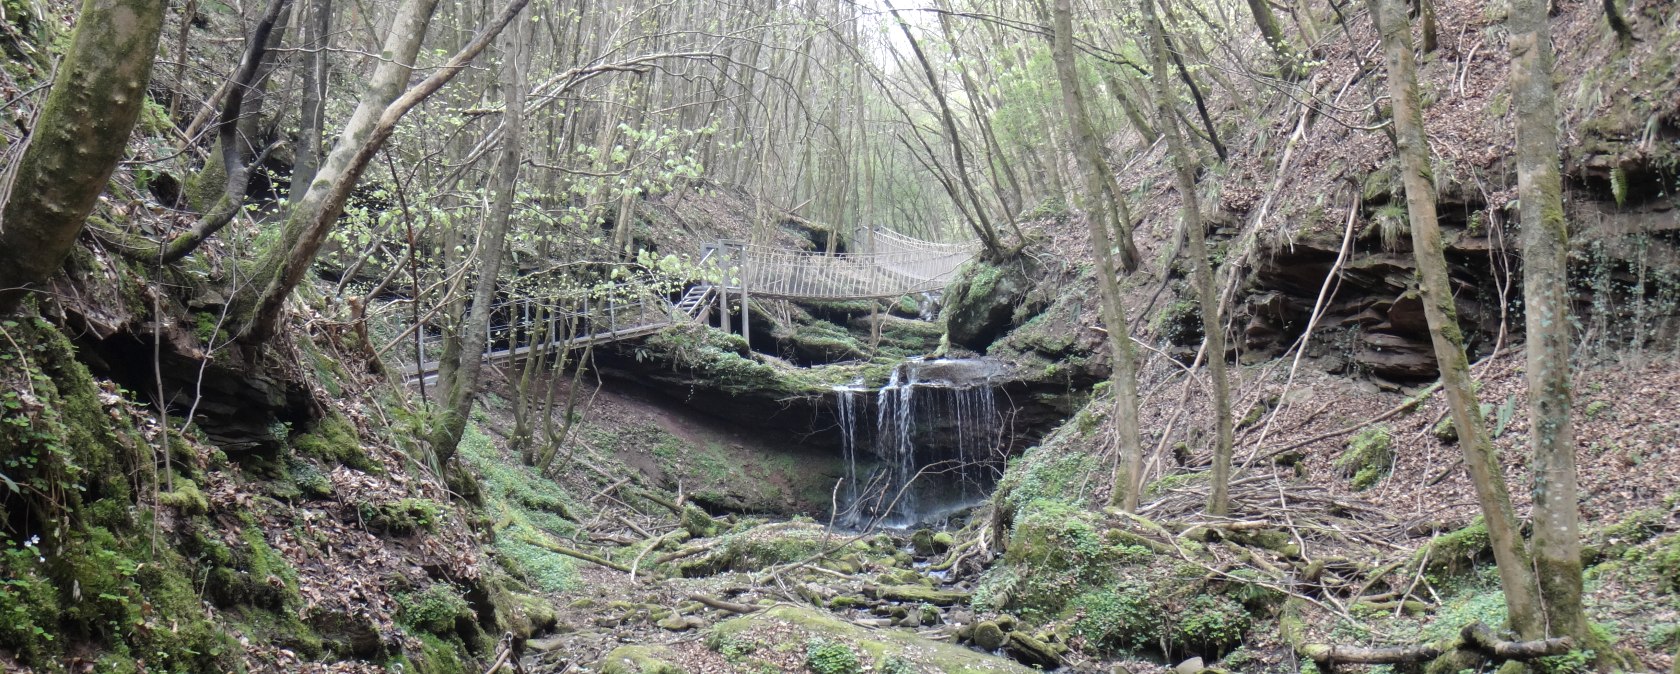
[
  {"x1": 1244, "y1": 0, "x2": 1306, "y2": 78},
  {"x1": 430, "y1": 15, "x2": 531, "y2": 465},
  {"x1": 1366, "y1": 0, "x2": 1545, "y2": 639},
  {"x1": 0, "y1": 0, "x2": 167, "y2": 313},
  {"x1": 1045, "y1": 0, "x2": 1144, "y2": 511},
  {"x1": 1510, "y1": 0, "x2": 1621, "y2": 663},
  {"x1": 1142, "y1": 0, "x2": 1234, "y2": 515}
]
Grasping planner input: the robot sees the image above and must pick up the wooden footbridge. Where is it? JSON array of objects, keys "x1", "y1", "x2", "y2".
[{"x1": 397, "y1": 227, "x2": 976, "y2": 382}]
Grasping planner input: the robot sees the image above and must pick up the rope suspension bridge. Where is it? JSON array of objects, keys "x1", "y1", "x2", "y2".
[{"x1": 395, "y1": 227, "x2": 978, "y2": 381}]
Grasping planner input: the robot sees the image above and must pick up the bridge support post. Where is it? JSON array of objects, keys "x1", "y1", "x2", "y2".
[{"x1": 740, "y1": 263, "x2": 751, "y2": 347}]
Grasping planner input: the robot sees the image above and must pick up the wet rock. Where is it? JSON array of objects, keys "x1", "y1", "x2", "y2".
[
  {"x1": 527, "y1": 634, "x2": 568, "y2": 652},
  {"x1": 1005, "y1": 632, "x2": 1065, "y2": 668},
  {"x1": 862, "y1": 583, "x2": 970, "y2": 606},
  {"x1": 931, "y1": 531, "x2": 955, "y2": 553},
  {"x1": 911, "y1": 528, "x2": 938, "y2": 556},
  {"x1": 973, "y1": 621, "x2": 1008, "y2": 650},
  {"x1": 656, "y1": 614, "x2": 704, "y2": 631}
]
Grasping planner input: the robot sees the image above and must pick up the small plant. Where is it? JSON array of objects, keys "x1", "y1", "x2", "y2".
[
  {"x1": 1172, "y1": 595, "x2": 1251, "y2": 657},
  {"x1": 395, "y1": 584, "x2": 469, "y2": 636},
  {"x1": 1069, "y1": 581, "x2": 1165, "y2": 653},
  {"x1": 1335, "y1": 425, "x2": 1393, "y2": 490},
  {"x1": 705, "y1": 632, "x2": 758, "y2": 662},
  {"x1": 804, "y1": 637, "x2": 861, "y2": 674}
]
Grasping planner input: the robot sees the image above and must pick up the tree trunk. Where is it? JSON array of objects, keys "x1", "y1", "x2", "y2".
[
  {"x1": 1510, "y1": 0, "x2": 1620, "y2": 662},
  {"x1": 234, "y1": 0, "x2": 293, "y2": 159},
  {"x1": 292, "y1": 0, "x2": 334, "y2": 191},
  {"x1": 0, "y1": 0, "x2": 167, "y2": 313},
  {"x1": 1244, "y1": 0, "x2": 1306, "y2": 78},
  {"x1": 236, "y1": 0, "x2": 530, "y2": 342},
  {"x1": 1367, "y1": 0, "x2": 1545, "y2": 639},
  {"x1": 1142, "y1": 0, "x2": 1233, "y2": 515},
  {"x1": 431, "y1": 14, "x2": 532, "y2": 465},
  {"x1": 1046, "y1": 0, "x2": 1144, "y2": 511}
]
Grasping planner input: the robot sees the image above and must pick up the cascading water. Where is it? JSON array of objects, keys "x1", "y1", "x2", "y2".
[{"x1": 831, "y1": 358, "x2": 1006, "y2": 527}]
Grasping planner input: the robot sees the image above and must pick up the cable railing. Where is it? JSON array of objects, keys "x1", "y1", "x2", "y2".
[{"x1": 389, "y1": 225, "x2": 977, "y2": 379}]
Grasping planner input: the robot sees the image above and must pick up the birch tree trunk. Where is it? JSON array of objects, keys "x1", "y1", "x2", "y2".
[
  {"x1": 1367, "y1": 0, "x2": 1545, "y2": 638},
  {"x1": 0, "y1": 0, "x2": 167, "y2": 313}
]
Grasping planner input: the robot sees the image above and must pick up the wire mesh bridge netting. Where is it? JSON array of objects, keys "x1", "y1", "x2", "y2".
[
  {"x1": 380, "y1": 226, "x2": 976, "y2": 380},
  {"x1": 714, "y1": 227, "x2": 976, "y2": 300}
]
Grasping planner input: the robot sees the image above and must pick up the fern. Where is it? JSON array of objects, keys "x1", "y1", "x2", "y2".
[
  {"x1": 1493, "y1": 395, "x2": 1517, "y2": 439},
  {"x1": 1611, "y1": 166, "x2": 1629, "y2": 207}
]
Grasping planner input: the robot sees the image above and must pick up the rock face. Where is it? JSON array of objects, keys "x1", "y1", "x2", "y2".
[
  {"x1": 942, "y1": 259, "x2": 1041, "y2": 351},
  {"x1": 1234, "y1": 233, "x2": 1502, "y2": 381}
]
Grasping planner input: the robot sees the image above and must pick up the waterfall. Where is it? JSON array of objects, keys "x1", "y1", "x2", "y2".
[
  {"x1": 834, "y1": 384, "x2": 863, "y2": 510},
  {"x1": 833, "y1": 358, "x2": 1005, "y2": 527}
]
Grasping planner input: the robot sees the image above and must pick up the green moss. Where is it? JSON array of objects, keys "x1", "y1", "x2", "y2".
[
  {"x1": 157, "y1": 478, "x2": 210, "y2": 514},
  {"x1": 681, "y1": 504, "x2": 719, "y2": 538},
  {"x1": 494, "y1": 526, "x2": 579, "y2": 593},
  {"x1": 292, "y1": 412, "x2": 374, "y2": 472},
  {"x1": 1641, "y1": 534, "x2": 1680, "y2": 593},
  {"x1": 806, "y1": 637, "x2": 863, "y2": 674},
  {"x1": 599, "y1": 644, "x2": 689, "y2": 674},
  {"x1": 679, "y1": 523, "x2": 829, "y2": 576},
  {"x1": 1069, "y1": 580, "x2": 1165, "y2": 653},
  {"x1": 1172, "y1": 595, "x2": 1250, "y2": 657},
  {"x1": 361, "y1": 497, "x2": 447, "y2": 535},
  {"x1": 397, "y1": 584, "x2": 472, "y2": 636},
  {"x1": 709, "y1": 605, "x2": 1034, "y2": 673},
  {"x1": 1335, "y1": 425, "x2": 1393, "y2": 490},
  {"x1": 0, "y1": 545, "x2": 59, "y2": 661},
  {"x1": 406, "y1": 631, "x2": 471, "y2": 674},
  {"x1": 1419, "y1": 518, "x2": 1491, "y2": 577}
]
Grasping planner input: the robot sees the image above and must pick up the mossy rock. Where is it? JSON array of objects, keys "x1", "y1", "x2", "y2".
[
  {"x1": 397, "y1": 584, "x2": 473, "y2": 637},
  {"x1": 994, "y1": 499, "x2": 1152, "y2": 616},
  {"x1": 678, "y1": 522, "x2": 831, "y2": 576},
  {"x1": 599, "y1": 644, "x2": 689, "y2": 673},
  {"x1": 361, "y1": 498, "x2": 447, "y2": 535},
  {"x1": 709, "y1": 605, "x2": 1036, "y2": 673},
  {"x1": 941, "y1": 259, "x2": 1039, "y2": 351},
  {"x1": 1418, "y1": 518, "x2": 1492, "y2": 576},
  {"x1": 681, "y1": 504, "x2": 719, "y2": 538},
  {"x1": 862, "y1": 584, "x2": 971, "y2": 606}
]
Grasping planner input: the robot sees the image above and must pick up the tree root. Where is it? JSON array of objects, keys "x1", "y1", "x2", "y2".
[
  {"x1": 1286, "y1": 597, "x2": 1572, "y2": 671},
  {"x1": 522, "y1": 535, "x2": 633, "y2": 573},
  {"x1": 685, "y1": 593, "x2": 761, "y2": 614}
]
